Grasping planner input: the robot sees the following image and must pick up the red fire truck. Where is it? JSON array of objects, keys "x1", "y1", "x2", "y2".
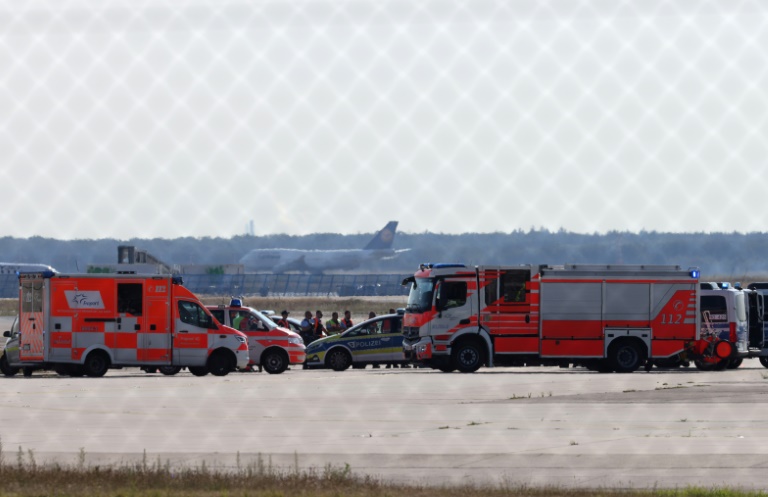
[
  {"x1": 10, "y1": 272, "x2": 249, "y2": 377},
  {"x1": 402, "y1": 263, "x2": 724, "y2": 373}
]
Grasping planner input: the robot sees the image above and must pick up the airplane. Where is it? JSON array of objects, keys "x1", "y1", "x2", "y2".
[{"x1": 239, "y1": 221, "x2": 409, "y2": 273}]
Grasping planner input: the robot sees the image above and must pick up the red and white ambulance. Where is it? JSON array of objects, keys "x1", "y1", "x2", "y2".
[
  {"x1": 208, "y1": 299, "x2": 306, "y2": 374},
  {"x1": 10, "y1": 272, "x2": 249, "y2": 377}
]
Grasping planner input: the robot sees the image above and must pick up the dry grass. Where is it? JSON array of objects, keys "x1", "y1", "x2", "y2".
[{"x1": 0, "y1": 449, "x2": 759, "y2": 497}]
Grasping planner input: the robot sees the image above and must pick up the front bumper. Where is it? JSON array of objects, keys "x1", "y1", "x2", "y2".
[{"x1": 236, "y1": 349, "x2": 250, "y2": 369}]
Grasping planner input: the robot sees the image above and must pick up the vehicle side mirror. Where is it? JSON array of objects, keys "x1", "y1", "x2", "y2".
[{"x1": 3, "y1": 331, "x2": 9, "y2": 338}]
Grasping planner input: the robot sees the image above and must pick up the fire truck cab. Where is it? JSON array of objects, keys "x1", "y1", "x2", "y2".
[
  {"x1": 403, "y1": 263, "x2": 705, "y2": 373},
  {"x1": 6, "y1": 272, "x2": 249, "y2": 377}
]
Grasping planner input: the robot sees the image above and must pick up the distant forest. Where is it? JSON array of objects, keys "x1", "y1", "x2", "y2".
[{"x1": 1, "y1": 229, "x2": 767, "y2": 279}]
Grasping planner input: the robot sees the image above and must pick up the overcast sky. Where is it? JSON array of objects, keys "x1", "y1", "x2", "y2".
[{"x1": 2, "y1": 0, "x2": 768, "y2": 240}]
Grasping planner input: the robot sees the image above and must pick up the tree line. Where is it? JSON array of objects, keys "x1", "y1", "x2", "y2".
[{"x1": 0, "y1": 229, "x2": 766, "y2": 280}]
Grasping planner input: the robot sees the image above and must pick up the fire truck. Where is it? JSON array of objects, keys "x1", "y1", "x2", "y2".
[
  {"x1": 5, "y1": 272, "x2": 249, "y2": 377},
  {"x1": 402, "y1": 263, "x2": 724, "y2": 373}
]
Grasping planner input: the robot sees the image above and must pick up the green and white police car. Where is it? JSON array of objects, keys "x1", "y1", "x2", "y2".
[{"x1": 304, "y1": 313, "x2": 406, "y2": 371}]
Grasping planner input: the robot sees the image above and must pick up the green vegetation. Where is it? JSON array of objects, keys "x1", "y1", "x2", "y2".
[{"x1": 0, "y1": 447, "x2": 764, "y2": 497}]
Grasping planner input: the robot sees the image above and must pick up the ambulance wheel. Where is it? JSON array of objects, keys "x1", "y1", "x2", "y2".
[
  {"x1": 22, "y1": 367, "x2": 34, "y2": 377},
  {"x1": 262, "y1": 349, "x2": 288, "y2": 375},
  {"x1": 452, "y1": 339, "x2": 484, "y2": 373},
  {"x1": 326, "y1": 349, "x2": 352, "y2": 371},
  {"x1": 608, "y1": 340, "x2": 645, "y2": 373},
  {"x1": 0, "y1": 353, "x2": 19, "y2": 377},
  {"x1": 83, "y1": 351, "x2": 110, "y2": 377},
  {"x1": 188, "y1": 366, "x2": 209, "y2": 376},
  {"x1": 760, "y1": 357, "x2": 768, "y2": 369},
  {"x1": 159, "y1": 366, "x2": 182, "y2": 376},
  {"x1": 208, "y1": 351, "x2": 234, "y2": 377}
]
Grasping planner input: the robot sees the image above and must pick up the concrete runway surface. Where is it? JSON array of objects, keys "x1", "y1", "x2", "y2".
[{"x1": 2, "y1": 316, "x2": 768, "y2": 490}]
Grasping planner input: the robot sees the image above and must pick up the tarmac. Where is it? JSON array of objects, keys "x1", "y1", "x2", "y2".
[{"x1": 2, "y1": 315, "x2": 768, "y2": 490}]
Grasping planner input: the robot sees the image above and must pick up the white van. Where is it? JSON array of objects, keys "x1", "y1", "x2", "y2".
[{"x1": 700, "y1": 288, "x2": 748, "y2": 369}]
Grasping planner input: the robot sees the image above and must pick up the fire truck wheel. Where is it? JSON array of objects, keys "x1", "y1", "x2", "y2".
[
  {"x1": 188, "y1": 366, "x2": 209, "y2": 376},
  {"x1": 325, "y1": 349, "x2": 352, "y2": 371},
  {"x1": 727, "y1": 358, "x2": 743, "y2": 369},
  {"x1": 22, "y1": 367, "x2": 34, "y2": 377},
  {"x1": 0, "y1": 353, "x2": 19, "y2": 377},
  {"x1": 452, "y1": 340, "x2": 485, "y2": 373},
  {"x1": 760, "y1": 357, "x2": 768, "y2": 369},
  {"x1": 159, "y1": 366, "x2": 182, "y2": 376},
  {"x1": 208, "y1": 351, "x2": 235, "y2": 377},
  {"x1": 608, "y1": 340, "x2": 645, "y2": 373},
  {"x1": 437, "y1": 366, "x2": 456, "y2": 373},
  {"x1": 694, "y1": 359, "x2": 723, "y2": 371},
  {"x1": 262, "y1": 349, "x2": 289, "y2": 374},
  {"x1": 83, "y1": 351, "x2": 110, "y2": 377}
]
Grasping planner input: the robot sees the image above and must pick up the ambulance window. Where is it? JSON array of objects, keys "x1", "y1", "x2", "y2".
[
  {"x1": 117, "y1": 283, "x2": 143, "y2": 315},
  {"x1": 21, "y1": 281, "x2": 43, "y2": 313},
  {"x1": 210, "y1": 309, "x2": 225, "y2": 324},
  {"x1": 178, "y1": 301, "x2": 216, "y2": 329}
]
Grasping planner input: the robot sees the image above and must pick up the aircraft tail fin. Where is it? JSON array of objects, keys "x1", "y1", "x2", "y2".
[{"x1": 364, "y1": 221, "x2": 398, "y2": 250}]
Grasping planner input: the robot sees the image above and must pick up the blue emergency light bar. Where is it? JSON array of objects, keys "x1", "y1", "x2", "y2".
[
  {"x1": 689, "y1": 269, "x2": 700, "y2": 279},
  {"x1": 419, "y1": 263, "x2": 466, "y2": 271}
]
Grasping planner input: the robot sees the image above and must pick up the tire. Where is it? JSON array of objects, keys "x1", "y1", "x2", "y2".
[
  {"x1": 0, "y1": 353, "x2": 19, "y2": 377},
  {"x1": 262, "y1": 349, "x2": 289, "y2": 375},
  {"x1": 207, "y1": 351, "x2": 234, "y2": 377},
  {"x1": 608, "y1": 340, "x2": 645, "y2": 373},
  {"x1": 437, "y1": 366, "x2": 456, "y2": 373},
  {"x1": 83, "y1": 351, "x2": 110, "y2": 378},
  {"x1": 325, "y1": 349, "x2": 352, "y2": 371},
  {"x1": 159, "y1": 366, "x2": 182, "y2": 376},
  {"x1": 22, "y1": 367, "x2": 34, "y2": 377},
  {"x1": 188, "y1": 366, "x2": 209, "y2": 377},
  {"x1": 451, "y1": 340, "x2": 484, "y2": 373},
  {"x1": 727, "y1": 358, "x2": 743, "y2": 369},
  {"x1": 760, "y1": 357, "x2": 768, "y2": 369}
]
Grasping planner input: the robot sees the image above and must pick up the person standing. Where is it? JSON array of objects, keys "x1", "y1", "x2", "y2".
[
  {"x1": 326, "y1": 312, "x2": 344, "y2": 335},
  {"x1": 341, "y1": 310, "x2": 353, "y2": 329},
  {"x1": 276, "y1": 310, "x2": 291, "y2": 329},
  {"x1": 312, "y1": 310, "x2": 327, "y2": 339}
]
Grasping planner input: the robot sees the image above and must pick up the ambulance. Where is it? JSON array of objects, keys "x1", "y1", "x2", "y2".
[
  {"x1": 207, "y1": 298, "x2": 306, "y2": 374},
  {"x1": 4, "y1": 272, "x2": 249, "y2": 377}
]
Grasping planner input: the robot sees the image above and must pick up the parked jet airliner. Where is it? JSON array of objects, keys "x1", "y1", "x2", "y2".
[{"x1": 239, "y1": 221, "x2": 409, "y2": 273}]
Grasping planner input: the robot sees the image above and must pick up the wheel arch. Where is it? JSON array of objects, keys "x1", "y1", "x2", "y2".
[
  {"x1": 452, "y1": 328, "x2": 493, "y2": 367},
  {"x1": 260, "y1": 345, "x2": 289, "y2": 365}
]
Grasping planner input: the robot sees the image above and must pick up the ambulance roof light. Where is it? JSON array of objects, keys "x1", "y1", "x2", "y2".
[
  {"x1": 688, "y1": 268, "x2": 700, "y2": 279},
  {"x1": 230, "y1": 297, "x2": 243, "y2": 307}
]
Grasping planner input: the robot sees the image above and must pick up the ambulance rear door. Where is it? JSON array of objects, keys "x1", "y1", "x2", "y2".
[{"x1": 19, "y1": 274, "x2": 46, "y2": 362}]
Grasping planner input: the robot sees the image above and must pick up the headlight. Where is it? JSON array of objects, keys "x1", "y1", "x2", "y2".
[
  {"x1": 235, "y1": 336, "x2": 246, "y2": 344},
  {"x1": 288, "y1": 337, "x2": 302, "y2": 345}
]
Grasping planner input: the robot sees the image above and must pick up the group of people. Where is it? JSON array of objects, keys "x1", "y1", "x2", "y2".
[{"x1": 275, "y1": 309, "x2": 355, "y2": 345}]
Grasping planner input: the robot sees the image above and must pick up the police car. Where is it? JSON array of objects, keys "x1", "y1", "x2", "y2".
[
  {"x1": 304, "y1": 313, "x2": 406, "y2": 371},
  {"x1": 207, "y1": 299, "x2": 306, "y2": 374}
]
